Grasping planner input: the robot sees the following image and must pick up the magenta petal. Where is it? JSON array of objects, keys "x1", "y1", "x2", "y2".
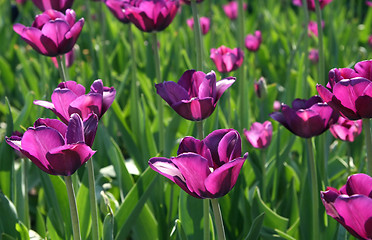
[
  {"x1": 58, "y1": 81, "x2": 86, "y2": 96},
  {"x1": 155, "y1": 81, "x2": 190, "y2": 106},
  {"x1": 68, "y1": 93, "x2": 103, "y2": 120},
  {"x1": 34, "y1": 118, "x2": 67, "y2": 137},
  {"x1": 46, "y1": 143, "x2": 95, "y2": 176},
  {"x1": 102, "y1": 87, "x2": 116, "y2": 115},
  {"x1": 178, "y1": 70, "x2": 205, "y2": 97},
  {"x1": 14, "y1": 25, "x2": 51, "y2": 55},
  {"x1": 66, "y1": 113, "x2": 84, "y2": 144},
  {"x1": 354, "y1": 60, "x2": 372, "y2": 81},
  {"x1": 198, "y1": 71, "x2": 217, "y2": 99},
  {"x1": 33, "y1": 100, "x2": 55, "y2": 111},
  {"x1": 177, "y1": 136, "x2": 213, "y2": 165},
  {"x1": 345, "y1": 174, "x2": 372, "y2": 197},
  {"x1": 215, "y1": 77, "x2": 235, "y2": 101},
  {"x1": 171, "y1": 153, "x2": 210, "y2": 198},
  {"x1": 51, "y1": 88, "x2": 80, "y2": 123},
  {"x1": 41, "y1": 20, "x2": 70, "y2": 46},
  {"x1": 172, "y1": 98, "x2": 214, "y2": 121},
  {"x1": 5, "y1": 136, "x2": 22, "y2": 152},
  {"x1": 204, "y1": 157, "x2": 246, "y2": 198},
  {"x1": 217, "y1": 130, "x2": 241, "y2": 165},
  {"x1": 321, "y1": 188, "x2": 342, "y2": 219}
]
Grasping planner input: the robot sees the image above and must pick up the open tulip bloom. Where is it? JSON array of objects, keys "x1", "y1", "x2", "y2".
[
  {"x1": 124, "y1": 0, "x2": 179, "y2": 32},
  {"x1": 321, "y1": 173, "x2": 372, "y2": 239},
  {"x1": 13, "y1": 9, "x2": 84, "y2": 57},
  {"x1": 244, "y1": 121, "x2": 273, "y2": 149},
  {"x1": 210, "y1": 45, "x2": 244, "y2": 73},
  {"x1": 155, "y1": 69, "x2": 235, "y2": 121},
  {"x1": 104, "y1": 0, "x2": 131, "y2": 24},
  {"x1": 32, "y1": 0, "x2": 74, "y2": 12},
  {"x1": 34, "y1": 80, "x2": 116, "y2": 126},
  {"x1": 6, "y1": 114, "x2": 96, "y2": 176},
  {"x1": 149, "y1": 129, "x2": 248, "y2": 199},
  {"x1": 330, "y1": 116, "x2": 362, "y2": 142},
  {"x1": 270, "y1": 96, "x2": 339, "y2": 138}
]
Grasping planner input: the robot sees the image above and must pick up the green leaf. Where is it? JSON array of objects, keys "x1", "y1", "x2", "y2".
[
  {"x1": 0, "y1": 192, "x2": 18, "y2": 238},
  {"x1": 76, "y1": 173, "x2": 92, "y2": 240},
  {"x1": 15, "y1": 222, "x2": 29, "y2": 240},
  {"x1": 245, "y1": 213, "x2": 265, "y2": 240},
  {"x1": 103, "y1": 213, "x2": 114, "y2": 240},
  {"x1": 178, "y1": 191, "x2": 204, "y2": 240}
]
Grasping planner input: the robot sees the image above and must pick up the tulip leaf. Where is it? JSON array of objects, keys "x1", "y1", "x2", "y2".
[
  {"x1": 178, "y1": 191, "x2": 204, "y2": 240},
  {"x1": 0, "y1": 57, "x2": 15, "y2": 93},
  {"x1": 0, "y1": 192, "x2": 18, "y2": 238},
  {"x1": 15, "y1": 222, "x2": 29, "y2": 240},
  {"x1": 76, "y1": 173, "x2": 92, "y2": 240},
  {"x1": 14, "y1": 159, "x2": 30, "y2": 228},
  {"x1": 103, "y1": 213, "x2": 114, "y2": 240},
  {"x1": 245, "y1": 212, "x2": 265, "y2": 240}
]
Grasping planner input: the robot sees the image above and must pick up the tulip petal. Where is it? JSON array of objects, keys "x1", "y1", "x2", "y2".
[
  {"x1": 66, "y1": 114, "x2": 84, "y2": 144},
  {"x1": 215, "y1": 77, "x2": 235, "y2": 102},
  {"x1": 102, "y1": 87, "x2": 116, "y2": 115},
  {"x1": 355, "y1": 60, "x2": 372, "y2": 81},
  {"x1": 68, "y1": 93, "x2": 102, "y2": 120},
  {"x1": 13, "y1": 24, "x2": 52, "y2": 56},
  {"x1": 155, "y1": 81, "x2": 190, "y2": 106},
  {"x1": 46, "y1": 143, "x2": 95, "y2": 176},
  {"x1": 199, "y1": 71, "x2": 217, "y2": 99},
  {"x1": 178, "y1": 70, "x2": 205, "y2": 97},
  {"x1": 83, "y1": 113, "x2": 98, "y2": 147},
  {"x1": 51, "y1": 88, "x2": 80, "y2": 123},
  {"x1": 345, "y1": 173, "x2": 372, "y2": 197},
  {"x1": 57, "y1": 81, "x2": 86, "y2": 96},
  {"x1": 34, "y1": 118, "x2": 67, "y2": 137},
  {"x1": 204, "y1": 157, "x2": 245, "y2": 198},
  {"x1": 41, "y1": 20, "x2": 70, "y2": 46},
  {"x1": 177, "y1": 137, "x2": 213, "y2": 166}
]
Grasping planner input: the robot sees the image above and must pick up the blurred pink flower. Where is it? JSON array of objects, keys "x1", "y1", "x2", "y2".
[
  {"x1": 309, "y1": 49, "x2": 319, "y2": 64},
  {"x1": 308, "y1": 20, "x2": 324, "y2": 37},
  {"x1": 329, "y1": 116, "x2": 362, "y2": 142},
  {"x1": 32, "y1": 0, "x2": 74, "y2": 12},
  {"x1": 222, "y1": 1, "x2": 247, "y2": 20},
  {"x1": 244, "y1": 121, "x2": 273, "y2": 149},
  {"x1": 245, "y1": 30, "x2": 262, "y2": 52},
  {"x1": 51, "y1": 48, "x2": 75, "y2": 68},
  {"x1": 368, "y1": 35, "x2": 372, "y2": 48},
  {"x1": 366, "y1": 1, "x2": 372, "y2": 7},
  {"x1": 210, "y1": 45, "x2": 244, "y2": 73},
  {"x1": 186, "y1": 17, "x2": 210, "y2": 35},
  {"x1": 292, "y1": 0, "x2": 333, "y2": 11}
]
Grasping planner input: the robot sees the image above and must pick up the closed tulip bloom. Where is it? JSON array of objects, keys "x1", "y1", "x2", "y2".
[
  {"x1": 244, "y1": 121, "x2": 273, "y2": 149},
  {"x1": 210, "y1": 45, "x2": 244, "y2": 73},
  {"x1": 245, "y1": 30, "x2": 262, "y2": 52},
  {"x1": 292, "y1": 0, "x2": 333, "y2": 11},
  {"x1": 222, "y1": 1, "x2": 247, "y2": 20},
  {"x1": 104, "y1": 0, "x2": 131, "y2": 23},
  {"x1": 149, "y1": 129, "x2": 248, "y2": 199},
  {"x1": 321, "y1": 174, "x2": 372, "y2": 239},
  {"x1": 6, "y1": 114, "x2": 96, "y2": 176},
  {"x1": 13, "y1": 9, "x2": 84, "y2": 57},
  {"x1": 124, "y1": 0, "x2": 179, "y2": 32},
  {"x1": 155, "y1": 70, "x2": 235, "y2": 121},
  {"x1": 34, "y1": 80, "x2": 116, "y2": 125},
  {"x1": 270, "y1": 96, "x2": 339, "y2": 138},
  {"x1": 308, "y1": 20, "x2": 324, "y2": 37},
  {"x1": 254, "y1": 77, "x2": 267, "y2": 99},
  {"x1": 32, "y1": 0, "x2": 74, "y2": 12},
  {"x1": 186, "y1": 17, "x2": 210, "y2": 35},
  {"x1": 330, "y1": 116, "x2": 362, "y2": 142},
  {"x1": 309, "y1": 49, "x2": 319, "y2": 64}
]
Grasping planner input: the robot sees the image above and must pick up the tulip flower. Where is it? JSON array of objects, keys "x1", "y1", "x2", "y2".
[
  {"x1": 222, "y1": 1, "x2": 247, "y2": 20},
  {"x1": 181, "y1": 0, "x2": 203, "y2": 4},
  {"x1": 124, "y1": 0, "x2": 179, "y2": 32},
  {"x1": 245, "y1": 30, "x2": 262, "y2": 52},
  {"x1": 321, "y1": 173, "x2": 372, "y2": 239},
  {"x1": 155, "y1": 69, "x2": 235, "y2": 121},
  {"x1": 330, "y1": 116, "x2": 362, "y2": 142},
  {"x1": 16, "y1": 0, "x2": 27, "y2": 5},
  {"x1": 309, "y1": 49, "x2": 319, "y2": 64},
  {"x1": 6, "y1": 114, "x2": 96, "y2": 176},
  {"x1": 292, "y1": 0, "x2": 333, "y2": 11},
  {"x1": 308, "y1": 20, "x2": 324, "y2": 37},
  {"x1": 13, "y1": 9, "x2": 84, "y2": 57},
  {"x1": 186, "y1": 17, "x2": 210, "y2": 35},
  {"x1": 270, "y1": 96, "x2": 339, "y2": 138},
  {"x1": 104, "y1": 0, "x2": 131, "y2": 23},
  {"x1": 51, "y1": 48, "x2": 75, "y2": 68},
  {"x1": 210, "y1": 45, "x2": 244, "y2": 73},
  {"x1": 244, "y1": 121, "x2": 273, "y2": 149},
  {"x1": 367, "y1": 1, "x2": 372, "y2": 7},
  {"x1": 32, "y1": 0, "x2": 74, "y2": 12},
  {"x1": 34, "y1": 80, "x2": 116, "y2": 125},
  {"x1": 149, "y1": 129, "x2": 248, "y2": 198},
  {"x1": 254, "y1": 77, "x2": 267, "y2": 99}
]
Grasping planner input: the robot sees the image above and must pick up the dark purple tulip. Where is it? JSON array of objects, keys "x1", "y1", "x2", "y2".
[
  {"x1": 244, "y1": 121, "x2": 273, "y2": 149},
  {"x1": 254, "y1": 77, "x2": 267, "y2": 99},
  {"x1": 245, "y1": 31, "x2": 262, "y2": 52},
  {"x1": 210, "y1": 45, "x2": 244, "y2": 73},
  {"x1": 32, "y1": 0, "x2": 74, "y2": 12},
  {"x1": 149, "y1": 129, "x2": 248, "y2": 199},
  {"x1": 155, "y1": 70, "x2": 235, "y2": 121},
  {"x1": 321, "y1": 174, "x2": 372, "y2": 239},
  {"x1": 292, "y1": 0, "x2": 333, "y2": 11},
  {"x1": 124, "y1": 0, "x2": 179, "y2": 32},
  {"x1": 6, "y1": 114, "x2": 96, "y2": 176},
  {"x1": 34, "y1": 80, "x2": 116, "y2": 124},
  {"x1": 222, "y1": 1, "x2": 247, "y2": 20},
  {"x1": 330, "y1": 116, "x2": 362, "y2": 142},
  {"x1": 104, "y1": 0, "x2": 131, "y2": 23},
  {"x1": 180, "y1": 0, "x2": 203, "y2": 5},
  {"x1": 13, "y1": 9, "x2": 84, "y2": 57},
  {"x1": 186, "y1": 17, "x2": 210, "y2": 35},
  {"x1": 270, "y1": 96, "x2": 339, "y2": 138}
]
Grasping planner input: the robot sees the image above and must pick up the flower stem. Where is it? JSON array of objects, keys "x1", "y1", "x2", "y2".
[
  {"x1": 314, "y1": 0, "x2": 325, "y2": 85},
  {"x1": 191, "y1": 0, "x2": 203, "y2": 70},
  {"x1": 87, "y1": 159, "x2": 99, "y2": 240},
  {"x1": 306, "y1": 138, "x2": 319, "y2": 240},
  {"x1": 152, "y1": 33, "x2": 165, "y2": 154},
  {"x1": 64, "y1": 175, "x2": 81, "y2": 240},
  {"x1": 237, "y1": 0, "x2": 247, "y2": 130},
  {"x1": 363, "y1": 119, "x2": 372, "y2": 175},
  {"x1": 57, "y1": 55, "x2": 67, "y2": 82},
  {"x1": 210, "y1": 199, "x2": 226, "y2": 240},
  {"x1": 301, "y1": 0, "x2": 310, "y2": 98}
]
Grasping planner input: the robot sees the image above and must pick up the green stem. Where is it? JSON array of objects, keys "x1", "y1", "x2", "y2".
[
  {"x1": 57, "y1": 55, "x2": 67, "y2": 82},
  {"x1": 86, "y1": 0, "x2": 98, "y2": 79},
  {"x1": 314, "y1": 0, "x2": 325, "y2": 86},
  {"x1": 237, "y1": 0, "x2": 247, "y2": 130},
  {"x1": 64, "y1": 175, "x2": 81, "y2": 240},
  {"x1": 190, "y1": 0, "x2": 203, "y2": 70},
  {"x1": 363, "y1": 119, "x2": 372, "y2": 175},
  {"x1": 301, "y1": 0, "x2": 310, "y2": 98},
  {"x1": 210, "y1": 199, "x2": 226, "y2": 240},
  {"x1": 306, "y1": 138, "x2": 319, "y2": 240},
  {"x1": 152, "y1": 33, "x2": 165, "y2": 154},
  {"x1": 87, "y1": 159, "x2": 99, "y2": 240},
  {"x1": 261, "y1": 150, "x2": 266, "y2": 201}
]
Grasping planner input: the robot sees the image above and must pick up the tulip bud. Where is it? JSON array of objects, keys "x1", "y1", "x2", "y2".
[{"x1": 254, "y1": 77, "x2": 267, "y2": 99}]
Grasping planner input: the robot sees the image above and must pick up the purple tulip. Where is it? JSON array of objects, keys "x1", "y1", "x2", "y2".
[
  {"x1": 244, "y1": 121, "x2": 273, "y2": 149},
  {"x1": 245, "y1": 30, "x2": 262, "y2": 52},
  {"x1": 31, "y1": 0, "x2": 74, "y2": 12},
  {"x1": 180, "y1": 0, "x2": 203, "y2": 4},
  {"x1": 149, "y1": 129, "x2": 248, "y2": 199},
  {"x1": 321, "y1": 173, "x2": 372, "y2": 239},
  {"x1": 124, "y1": 0, "x2": 179, "y2": 32},
  {"x1": 155, "y1": 69, "x2": 235, "y2": 121},
  {"x1": 13, "y1": 9, "x2": 84, "y2": 57},
  {"x1": 104, "y1": 0, "x2": 131, "y2": 23},
  {"x1": 210, "y1": 45, "x2": 244, "y2": 73},
  {"x1": 186, "y1": 16, "x2": 210, "y2": 35},
  {"x1": 270, "y1": 96, "x2": 339, "y2": 138},
  {"x1": 330, "y1": 116, "x2": 362, "y2": 142},
  {"x1": 292, "y1": 0, "x2": 333, "y2": 11},
  {"x1": 6, "y1": 114, "x2": 96, "y2": 176},
  {"x1": 222, "y1": 1, "x2": 247, "y2": 20},
  {"x1": 309, "y1": 49, "x2": 319, "y2": 64},
  {"x1": 254, "y1": 77, "x2": 267, "y2": 99},
  {"x1": 367, "y1": 1, "x2": 372, "y2": 7},
  {"x1": 307, "y1": 20, "x2": 324, "y2": 37},
  {"x1": 34, "y1": 80, "x2": 116, "y2": 125}
]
